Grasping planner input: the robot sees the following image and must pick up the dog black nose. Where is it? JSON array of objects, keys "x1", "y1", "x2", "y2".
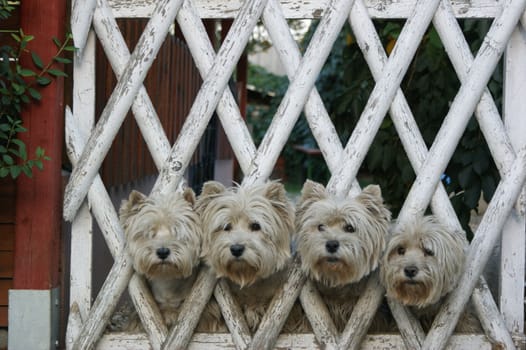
[
  {"x1": 325, "y1": 240, "x2": 340, "y2": 253},
  {"x1": 230, "y1": 244, "x2": 245, "y2": 257},
  {"x1": 156, "y1": 247, "x2": 170, "y2": 260},
  {"x1": 404, "y1": 266, "x2": 418, "y2": 278}
]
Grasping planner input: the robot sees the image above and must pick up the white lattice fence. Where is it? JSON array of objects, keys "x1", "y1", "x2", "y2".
[{"x1": 64, "y1": 0, "x2": 526, "y2": 349}]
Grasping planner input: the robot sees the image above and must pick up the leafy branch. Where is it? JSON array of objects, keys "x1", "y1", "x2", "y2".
[{"x1": 0, "y1": 6, "x2": 75, "y2": 178}]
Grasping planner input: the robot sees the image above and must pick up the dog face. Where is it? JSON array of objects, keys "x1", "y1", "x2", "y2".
[
  {"x1": 196, "y1": 181, "x2": 294, "y2": 287},
  {"x1": 120, "y1": 188, "x2": 202, "y2": 280},
  {"x1": 380, "y1": 215, "x2": 466, "y2": 308},
  {"x1": 295, "y1": 180, "x2": 391, "y2": 287}
]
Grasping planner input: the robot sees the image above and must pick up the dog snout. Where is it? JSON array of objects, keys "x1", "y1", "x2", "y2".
[
  {"x1": 156, "y1": 247, "x2": 170, "y2": 260},
  {"x1": 404, "y1": 265, "x2": 418, "y2": 278},
  {"x1": 230, "y1": 244, "x2": 245, "y2": 257},
  {"x1": 325, "y1": 240, "x2": 340, "y2": 253}
]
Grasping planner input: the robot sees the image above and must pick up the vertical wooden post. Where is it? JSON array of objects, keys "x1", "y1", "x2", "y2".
[
  {"x1": 10, "y1": 0, "x2": 66, "y2": 348},
  {"x1": 502, "y1": 24, "x2": 526, "y2": 346}
]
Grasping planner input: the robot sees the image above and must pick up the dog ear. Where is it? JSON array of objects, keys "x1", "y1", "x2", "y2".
[
  {"x1": 201, "y1": 181, "x2": 226, "y2": 196},
  {"x1": 300, "y1": 179, "x2": 327, "y2": 201},
  {"x1": 264, "y1": 181, "x2": 295, "y2": 232},
  {"x1": 357, "y1": 185, "x2": 391, "y2": 220},
  {"x1": 119, "y1": 190, "x2": 147, "y2": 224},
  {"x1": 182, "y1": 187, "x2": 196, "y2": 206},
  {"x1": 196, "y1": 181, "x2": 226, "y2": 214},
  {"x1": 263, "y1": 181, "x2": 288, "y2": 203}
]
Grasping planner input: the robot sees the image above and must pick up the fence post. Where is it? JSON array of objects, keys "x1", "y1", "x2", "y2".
[
  {"x1": 9, "y1": 0, "x2": 66, "y2": 349},
  {"x1": 502, "y1": 21, "x2": 526, "y2": 348}
]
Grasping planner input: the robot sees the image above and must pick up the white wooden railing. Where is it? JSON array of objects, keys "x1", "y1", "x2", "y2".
[{"x1": 65, "y1": 0, "x2": 526, "y2": 349}]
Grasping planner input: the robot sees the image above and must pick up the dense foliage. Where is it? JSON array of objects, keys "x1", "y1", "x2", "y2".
[
  {"x1": 248, "y1": 20, "x2": 501, "y2": 236},
  {"x1": 0, "y1": 2, "x2": 74, "y2": 178}
]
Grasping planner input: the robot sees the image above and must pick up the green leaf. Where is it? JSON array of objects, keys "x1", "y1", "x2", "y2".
[
  {"x1": 35, "y1": 146, "x2": 45, "y2": 158},
  {"x1": 2, "y1": 154, "x2": 14, "y2": 165},
  {"x1": 53, "y1": 56, "x2": 72, "y2": 64},
  {"x1": 28, "y1": 88, "x2": 41, "y2": 100},
  {"x1": 18, "y1": 68, "x2": 36, "y2": 77},
  {"x1": 12, "y1": 83, "x2": 25, "y2": 95},
  {"x1": 35, "y1": 160, "x2": 44, "y2": 170},
  {"x1": 0, "y1": 167, "x2": 9, "y2": 177},
  {"x1": 10, "y1": 166, "x2": 21, "y2": 178},
  {"x1": 21, "y1": 165, "x2": 33, "y2": 177},
  {"x1": 63, "y1": 45, "x2": 77, "y2": 52},
  {"x1": 36, "y1": 76, "x2": 52, "y2": 86},
  {"x1": 52, "y1": 37, "x2": 61, "y2": 48},
  {"x1": 31, "y1": 52, "x2": 44, "y2": 69},
  {"x1": 47, "y1": 69, "x2": 68, "y2": 77}
]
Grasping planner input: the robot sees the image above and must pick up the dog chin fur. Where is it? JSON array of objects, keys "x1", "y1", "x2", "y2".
[
  {"x1": 115, "y1": 187, "x2": 202, "y2": 331},
  {"x1": 196, "y1": 180, "x2": 299, "y2": 333},
  {"x1": 295, "y1": 180, "x2": 392, "y2": 332},
  {"x1": 380, "y1": 215, "x2": 482, "y2": 332}
]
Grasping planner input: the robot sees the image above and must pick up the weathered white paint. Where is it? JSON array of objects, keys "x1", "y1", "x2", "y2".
[
  {"x1": 63, "y1": 0, "x2": 185, "y2": 221},
  {"x1": 250, "y1": 262, "x2": 306, "y2": 350},
  {"x1": 67, "y1": 30, "x2": 96, "y2": 347},
  {"x1": 212, "y1": 280, "x2": 251, "y2": 350},
  {"x1": 96, "y1": 332, "x2": 494, "y2": 350},
  {"x1": 502, "y1": 21, "x2": 526, "y2": 347},
  {"x1": 150, "y1": 0, "x2": 269, "y2": 196},
  {"x1": 93, "y1": 0, "x2": 172, "y2": 171},
  {"x1": 161, "y1": 267, "x2": 218, "y2": 349},
  {"x1": 71, "y1": 0, "x2": 96, "y2": 54},
  {"x1": 106, "y1": 0, "x2": 504, "y2": 19},
  {"x1": 244, "y1": 0, "x2": 357, "y2": 186},
  {"x1": 423, "y1": 144, "x2": 526, "y2": 349},
  {"x1": 176, "y1": 0, "x2": 257, "y2": 175},
  {"x1": 65, "y1": 0, "x2": 526, "y2": 348},
  {"x1": 298, "y1": 280, "x2": 338, "y2": 348},
  {"x1": 65, "y1": 108, "x2": 167, "y2": 349}
]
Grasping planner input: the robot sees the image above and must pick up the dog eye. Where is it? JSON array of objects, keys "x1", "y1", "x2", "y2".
[
  {"x1": 317, "y1": 224, "x2": 326, "y2": 232},
  {"x1": 223, "y1": 223, "x2": 232, "y2": 231},
  {"x1": 423, "y1": 248, "x2": 434, "y2": 257},
  {"x1": 250, "y1": 222, "x2": 261, "y2": 231},
  {"x1": 397, "y1": 246, "x2": 405, "y2": 255},
  {"x1": 343, "y1": 224, "x2": 355, "y2": 233}
]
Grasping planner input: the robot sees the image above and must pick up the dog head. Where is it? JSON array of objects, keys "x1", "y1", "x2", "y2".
[
  {"x1": 196, "y1": 180, "x2": 294, "y2": 287},
  {"x1": 295, "y1": 180, "x2": 391, "y2": 287},
  {"x1": 120, "y1": 188, "x2": 202, "y2": 280},
  {"x1": 380, "y1": 215, "x2": 467, "y2": 308}
]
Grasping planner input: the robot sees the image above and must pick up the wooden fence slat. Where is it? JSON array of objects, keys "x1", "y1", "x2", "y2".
[
  {"x1": 106, "y1": 0, "x2": 504, "y2": 19},
  {"x1": 71, "y1": 0, "x2": 96, "y2": 54},
  {"x1": 176, "y1": 0, "x2": 257, "y2": 175},
  {"x1": 151, "y1": 0, "x2": 268, "y2": 196},
  {"x1": 423, "y1": 144, "x2": 526, "y2": 349},
  {"x1": 501, "y1": 19, "x2": 526, "y2": 346},
  {"x1": 63, "y1": 0, "x2": 184, "y2": 221},
  {"x1": 65, "y1": 108, "x2": 167, "y2": 349}
]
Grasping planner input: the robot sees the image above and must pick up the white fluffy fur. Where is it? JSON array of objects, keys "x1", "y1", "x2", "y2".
[
  {"x1": 380, "y1": 215, "x2": 481, "y2": 332},
  {"x1": 196, "y1": 180, "x2": 297, "y2": 333},
  {"x1": 294, "y1": 180, "x2": 392, "y2": 331},
  {"x1": 295, "y1": 180, "x2": 391, "y2": 287},
  {"x1": 118, "y1": 188, "x2": 202, "y2": 329}
]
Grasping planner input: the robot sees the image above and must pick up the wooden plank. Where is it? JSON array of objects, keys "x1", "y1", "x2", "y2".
[
  {"x1": 14, "y1": 0, "x2": 66, "y2": 290},
  {"x1": 0, "y1": 178, "x2": 15, "y2": 224},
  {"x1": 0, "y1": 225, "x2": 14, "y2": 251},
  {"x1": 0, "y1": 280, "x2": 13, "y2": 305},
  {"x1": 501, "y1": 20, "x2": 526, "y2": 341},
  {"x1": 0, "y1": 306, "x2": 7, "y2": 327},
  {"x1": 97, "y1": 333, "x2": 494, "y2": 350},
  {"x1": 0, "y1": 252, "x2": 13, "y2": 278},
  {"x1": 107, "y1": 0, "x2": 503, "y2": 19}
]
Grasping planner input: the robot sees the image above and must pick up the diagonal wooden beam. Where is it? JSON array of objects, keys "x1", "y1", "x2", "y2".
[
  {"x1": 63, "y1": 0, "x2": 184, "y2": 221},
  {"x1": 151, "y1": 0, "x2": 269, "y2": 196}
]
